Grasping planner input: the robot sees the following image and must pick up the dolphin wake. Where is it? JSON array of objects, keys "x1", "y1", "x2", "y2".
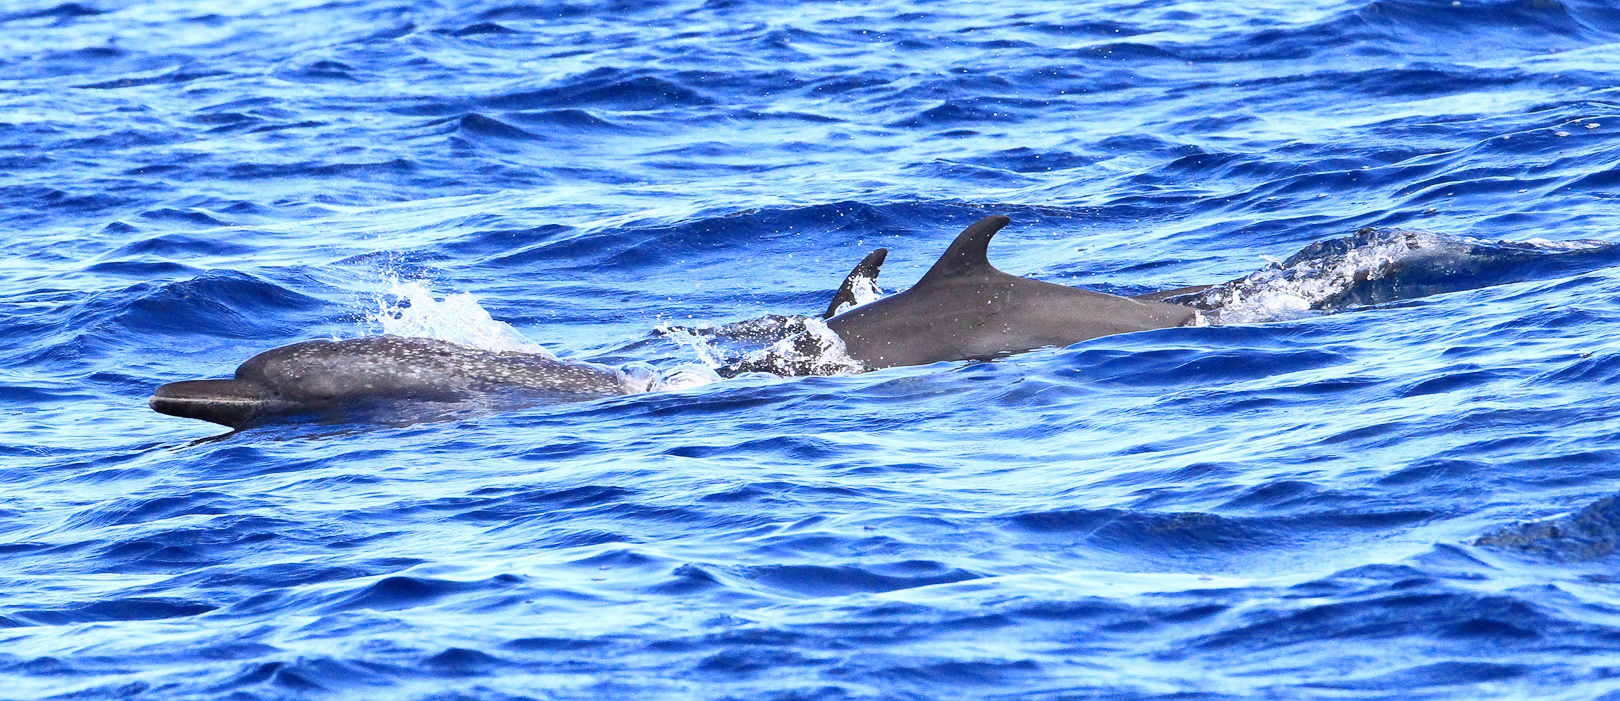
[{"x1": 1174, "y1": 227, "x2": 1619, "y2": 324}]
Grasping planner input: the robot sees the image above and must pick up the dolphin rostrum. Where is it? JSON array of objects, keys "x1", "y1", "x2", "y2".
[
  {"x1": 822, "y1": 215, "x2": 1197, "y2": 369},
  {"x1": 149, "y1": 336, "x2": 629, "y2": 429}
]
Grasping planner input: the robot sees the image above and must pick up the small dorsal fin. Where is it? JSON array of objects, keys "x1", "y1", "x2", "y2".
[
  {"x1": 823, "y1": 248, "x2": 887, "y2": 319},
  {"x1": 918, "y1": 215, "x2": 1011, "y2": 282}
]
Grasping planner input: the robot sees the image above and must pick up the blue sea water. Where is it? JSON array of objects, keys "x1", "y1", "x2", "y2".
[{"x1": 5, "y1": 0, "x2": 1620, "y2": 698}]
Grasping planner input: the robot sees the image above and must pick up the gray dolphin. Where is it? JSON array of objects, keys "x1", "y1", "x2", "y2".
[
  {"x1": 152, "y1": 215, "x2": 1614, "y2": 428},
  {"x1": 150, "y1": 216, "x2": 1196, "y2": 428},
  {"x1": 823, "y1": 215, "x2": 1197, "y2": 369},
  {"x1": 149, "y1": 336, "x2": 628, "y2": 429},
  {"x1": 822, "y1": 248, "x2": 887, "y2": 319}
]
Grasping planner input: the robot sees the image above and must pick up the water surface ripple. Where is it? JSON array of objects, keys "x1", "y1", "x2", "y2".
[{"x1": 4, "y1": 0, "x2": 1620, "y2": 699}]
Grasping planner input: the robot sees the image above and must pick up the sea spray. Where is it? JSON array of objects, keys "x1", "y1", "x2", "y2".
[{"x1": 369, "y1": 279, "x2": 557, "y2": 357}]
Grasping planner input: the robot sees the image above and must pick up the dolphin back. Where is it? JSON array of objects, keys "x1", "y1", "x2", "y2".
[
  {"x1": 150, "y1": 336, "x2": 629, "y2": 429},
  {"x1": 827, "y1": 216, "x2": 1196, "y2": 369}
]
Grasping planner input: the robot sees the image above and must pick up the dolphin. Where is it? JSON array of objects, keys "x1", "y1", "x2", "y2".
[
  {"x1": 149, "y1": 335, "x2": 629, "y2": 429},
  {"x1": 150, "y1": 250, "x2": 904, "y2": 428},
  {"x1": 152, "y1": 215, "x2": 1615, "y2": 428},
  {"x1": 150, "y1": 216, "x2": 1198, "y2": 427},
  {"x1": 822, "y1": 248, "x2": 888, "y2": 319},
  {"x1": 822, "y1": 215, "x2": 1197, "y2": 369}
]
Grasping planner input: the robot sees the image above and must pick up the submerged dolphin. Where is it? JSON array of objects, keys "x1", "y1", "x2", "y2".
[
  {"x1": 150, "y1": 336, "x2": 628, "y2": 428},
  {"x1": 822, "y1": 215, "x2": 1197, "y2": 369}
]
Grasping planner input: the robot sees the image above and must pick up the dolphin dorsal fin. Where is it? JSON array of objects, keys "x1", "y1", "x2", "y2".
[
  {"x1": 823, "y1": 248, "x2": 887, "y2": 319},
  {"x1": 919, "y1": 215, "x2": 1011, "y2": 282}
]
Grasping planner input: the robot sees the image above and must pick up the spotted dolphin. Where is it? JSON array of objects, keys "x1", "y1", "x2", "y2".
[
  {"x1": 149, "y1": 336, "x2": 629, "y2": 428},
  {"x1": 823, "y1": 215, "x2": 1197, "y2": 369},
  {"x1": 151, "y1": 215, "x2": 1616, "y2": 428},
  {"x1": 149, "y1": 250, "x2": 902, "y2": 428},
  {"x1": 150, "y1": 217, "x2": 1194, "y2": 427}
]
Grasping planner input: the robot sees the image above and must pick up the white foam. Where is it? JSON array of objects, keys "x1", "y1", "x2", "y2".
[
  {"x1": 651, "y1": 363, "x2": 723, "y2": 390},
  {"x1": 615, "y1": 362, "x2": 659, "y2": 393},
  {"x1": 616, "y1": 360, "x2": 721, "y2": 392},
  {"x1": 1199, "y1": 231, "x2": 1438, "y2": 324},
  {"x1": 370, "y1": 280, "x2": 556, "y2": 358},
  {"x1": 1520, "y1": 237, "x2": 1611, "y2": 251},
  {"x1": 659, "y1": 316, "x2": 863, "y2": 377},
  {"x1": 739, "y1": 317, "x2": 864, "y2": 376},
  {"x1": 830, "y1": 274, "x2": 884, "y2": 317},
  {"x1": 657, "y1": 324, "x2": 725, "y2": 367},
  {"x1": 367, "y1": 283, "x2": 726, "y2": 395}
]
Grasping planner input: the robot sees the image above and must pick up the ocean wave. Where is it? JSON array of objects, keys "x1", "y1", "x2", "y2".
[{"x1": 5, "y1": 0, "x2": 1620, "y2": 697}]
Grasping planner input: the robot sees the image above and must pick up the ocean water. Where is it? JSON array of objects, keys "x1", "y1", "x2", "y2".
[{"x1": 5, "y1": 0, "x2": 1620, "y2": 698}]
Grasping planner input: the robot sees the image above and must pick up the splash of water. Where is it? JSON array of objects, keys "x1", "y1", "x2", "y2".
[
  {"x1": 369, "y1": 281, "x2": 721, "y2": 393},
  {"x1": 658, "y1": 324, "x2": 726, "y2": 368},
  {"x1": 659, "y1": 259, "x2": 882, "y2": 377},
  {"x1": 369, "y1": 280, "x2": 556, "y2": 357},
  {"x1": 829, "y1": 275, "x2": 884, "y2": 317},
  {"x1": 1172, "y1": 228, "x2": 1617, "y2": 325},
  {"x1": 1186, "y1": 231, "x2": 1437, "y2": 324},
  {"x1": 661, "y1": 315, "x2": 864, "y2": 377},
  {"x1": 722, "y1": 318, "x2": 865, "y2": 377},
  {"x1": 615, "y1": 361, "x2": 721, "y2": 393}
]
